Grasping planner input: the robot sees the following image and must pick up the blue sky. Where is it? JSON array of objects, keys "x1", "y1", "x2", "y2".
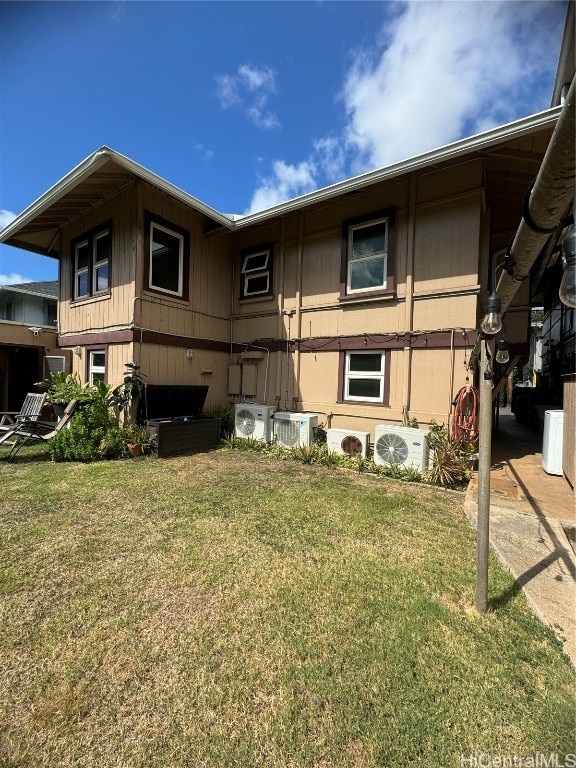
[{"x1": 0, "y1": 0, "x2": 567, "y2": 285}]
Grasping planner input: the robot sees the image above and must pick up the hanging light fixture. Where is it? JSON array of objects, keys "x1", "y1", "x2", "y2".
[
  {"x1": 495, "y1": 337, "x2": 510, "y2": 365},
  {"x1": 481, "y1": 292, "x2": 502, "y2": 335},
  {"x1": 559, "y1": 223, "x2": 576, "y2": 308}
]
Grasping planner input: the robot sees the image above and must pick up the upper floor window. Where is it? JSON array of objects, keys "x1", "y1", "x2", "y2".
[
  {"x1": 341, "y1": 210, "x2": 395, "y2": 298},
  {"x1": 145, "y1": 214, "x2": 190, "y2": 300},
  {"x1": 72, "y1": 224, "x2": 111, "y2": 300},
  {"x1": 240, "y1": 244, "x2": 273, "y2": 299}
]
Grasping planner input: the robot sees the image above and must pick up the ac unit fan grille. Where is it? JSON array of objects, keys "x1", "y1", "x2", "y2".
[
  {"x1": 235, "y1": 409, "x2": 256, "y2": 437},
  {"x1": 341, "y1": 435, "x2": 363, "y2": 456},
  {"x1": 376, "y1": 432, "x2": 409, "y2": 465},
  {"x1": 276, "y1": 419, "x2": 299, "y2": 446}
]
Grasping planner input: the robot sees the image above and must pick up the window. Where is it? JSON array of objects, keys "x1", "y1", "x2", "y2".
[
  {"x1": 72, "y1": 224, "x2": 111, "y2": 300},
  {"x1": 44, "y1": 356, "x2": 66, "y2": 379},
  {"x1": 344, "y1": 351, "x2": 386, "y2": 403},
  {"x1": 240, "y1": 244, "x2": 273, "y2": 299},
  {"x1": 44, "y1": 301, "x2": 57, "y2": 326},
  {"x1": 88, "y1": 350, "x2": 106, "y2": 385},
  {"x1": 341, "y1": 211, "x2": 395, "y2": 298},
  {"x1": 148, "y1": 219, "x2": 188, "y2": 297}
]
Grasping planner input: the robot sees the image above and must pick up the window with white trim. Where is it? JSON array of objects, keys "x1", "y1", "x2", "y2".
[
  {"x1": 88, "y1": 350, "x2": 106, "y2": 385},
  {"x1": 149, "y1": 221, "x2": 184, "y2": 297},
  {"x1": 347, "y1": 217, "x2": 388, "y2": 293},
  {"x1": 240, "y1": 244, "x2": 273, "y2": 299},
  {"x1": 73, "y1": 225, "x2": 111, "y2": 300},
  {"x1": 344, "y1": 351, "x2": 385, "y2": 402}
]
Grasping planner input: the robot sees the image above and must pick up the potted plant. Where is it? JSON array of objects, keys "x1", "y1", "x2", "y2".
[
  {"x1": 38, "y1": 372, "x2": 93, "y2": 419},
  {"x1": 124, "y1": 424, "x2": 154, "y2": 457}
]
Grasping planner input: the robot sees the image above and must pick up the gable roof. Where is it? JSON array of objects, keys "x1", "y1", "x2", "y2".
[
  {"x1": 0, "y1": 280, "x2": 58, "y2": 299},
  {"x1": 0, "y1": 106, "x2": 561, "y2": 257}
]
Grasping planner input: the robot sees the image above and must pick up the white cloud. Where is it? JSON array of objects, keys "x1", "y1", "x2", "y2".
[
  {"x1": 193, "y1": 142, "x2": 215, "y2": 164},
  {"x1": 246, "y1": 1, "x2": 562, "y2": 212},
  {"x1": 341, "y1": 1, "x2": 559, "y2": 171},
  {"x1": 246, "y1": 159, "x2": 317, "y2": 213},
  {"x1": 0, "y1": 209, "x2": 17, "y2": 230},
  {"x1": 0, "y1": 273, "x2": 32, "y2": 286},
  {"x1": 215, "y1": 64, "x2": 280, "y2": 130}
]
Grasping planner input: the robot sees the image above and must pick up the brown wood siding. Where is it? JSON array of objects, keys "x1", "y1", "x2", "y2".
[
  {"x1": 138, "y1": 188, "x2": 232, "y2": 345},
  {"x1": 59, "y1": 186, "x2": 138, "y2": 339},
  {"x1": 233, "y1": 165, "x2": 484, "y2": 423},
  {"x1": 137, "y1": 342, "x2": 231, "y2": 408}
]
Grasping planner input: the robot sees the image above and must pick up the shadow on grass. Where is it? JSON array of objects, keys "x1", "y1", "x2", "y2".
[{"x1": 0, "y1": 447, "x2": 52, "y2": 464}]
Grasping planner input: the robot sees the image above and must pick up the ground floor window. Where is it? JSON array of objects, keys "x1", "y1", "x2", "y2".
[
  {"x1": 344, "y1": 351, "x2": 386, "y2": 403},
  {"x1": 88, "y1": 349, "x2": 106, "y2": 385}
]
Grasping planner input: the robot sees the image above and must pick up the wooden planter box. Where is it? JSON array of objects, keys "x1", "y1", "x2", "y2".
[{"x1": 149, "y1": 418, "x2": 221, "y2": 458}]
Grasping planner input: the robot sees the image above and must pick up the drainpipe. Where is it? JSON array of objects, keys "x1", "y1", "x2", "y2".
[
  {"x1": 475, "y1": 75, "x2": 575, "y2": 614},
  {"x1": 293, "y1": 212, "x2": 304, "y2": 409},
  {"x1": 496, "y1": 75, "x2": 575, "y2": 313},
  {"x1": 402, "y1": 173, "x2": 417, "y2": 424}
]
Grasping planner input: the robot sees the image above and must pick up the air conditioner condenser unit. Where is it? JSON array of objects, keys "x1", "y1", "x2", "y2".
[
  {"x1": 326, "y1": 428, "x2": 370, "y2": 457},
  {"x1": 373, "y1": 425, "x2": 429, "y2": 472},
  {"x1": 274, "y1": 412, "x2": 318, "y2": 448},
  {"x1": 234, "y1": 404, "x2": 276, "y2": 443}
]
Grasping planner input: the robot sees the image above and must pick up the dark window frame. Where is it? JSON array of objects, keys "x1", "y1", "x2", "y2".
[
  {"x1": 340, "y1": 209, "x2": 396, "y2": 301},
  {"x1": 337, "y1": 349, "x2": 391, "y2": 406},
  {"x1": 144, "y1": 213, "x2": 190, "y2": 301},
  {"x1": 239, "y1": 243, "x2": 274, "y2": 300},
  {"x1": 70, "y1": 221, "x2": 112, "y2": 302}
]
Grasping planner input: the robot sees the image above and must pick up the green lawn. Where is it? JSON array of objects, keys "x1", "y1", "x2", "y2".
[{"x1": 0, "y1": 445, "x2": 574, "y2": 767}]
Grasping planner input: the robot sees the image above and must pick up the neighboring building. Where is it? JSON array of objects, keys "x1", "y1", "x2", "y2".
[
  {"x1": 0, "y1": 281, "x2": 58, "y2": 411},
  {"x1": 0, "y1": 106, "x2": 562, "y2": 437}
]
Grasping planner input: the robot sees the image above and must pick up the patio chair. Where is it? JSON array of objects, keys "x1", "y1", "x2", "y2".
[
  {"x1": 0, "y1": 400, "x2": 78, "y2": 462},
  {"x1": 0, "y1": 392, "x2": 46, "y2": 434}
]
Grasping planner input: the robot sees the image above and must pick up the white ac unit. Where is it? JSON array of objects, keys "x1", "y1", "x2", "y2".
[
  {"x1": 234, "y1": 404, "x2": 276, "y2": 443},
  {"x1": 374, "y1": 425, "x2": 429, "y2": 472},
  {"x1": 542, "y1": 410, "x2": 564, "y2": 476},
  {"x1": 274, "y1": 412, "x2": 318, "y2": 448},
  {"x1": 326, "y1": 428, "x2": 370, "y2": 457}
]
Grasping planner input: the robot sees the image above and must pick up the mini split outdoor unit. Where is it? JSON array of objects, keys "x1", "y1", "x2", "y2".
[
  {"x1": 274, "y1": 412, "x2": 318, "y2": 448},
  {"x1": 373, "y1": 425, "x2": 429, "y2": 472},
  {"x1": 326, "y1": 428, "x2": 370, "y2": 457},
  {"x1": 234, "y1": 403, "x2": 276, "y2": 443}
]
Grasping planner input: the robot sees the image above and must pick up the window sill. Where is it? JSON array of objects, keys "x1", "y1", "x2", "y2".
[
  {"x1": 339, "y1": 290, "x2": 396, "y2": 307},
  {"x1": 142, "y1": 289, "x2": 190, "y2": 305},
  {"x1": 70, "y1": 292, "x2": 111, "y2": 307},
  {"x1": 337, "y1": 400, "x2": 390, "y2": 408},
  {"x1": 239, "y1": 294, "x2": 275, "y2": 305}
]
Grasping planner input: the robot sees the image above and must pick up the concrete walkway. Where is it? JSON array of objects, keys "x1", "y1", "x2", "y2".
[{"x1": 463, "y1": 409, "x2": 576, "y2": 667}]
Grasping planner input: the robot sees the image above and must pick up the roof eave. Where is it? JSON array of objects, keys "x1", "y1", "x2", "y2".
[
  {"x1": 0, "y1": 147, "x2": 235, "y2": 252},
  {"x1": 234, "y1": 106, "x2": 562, "y2": 228}
]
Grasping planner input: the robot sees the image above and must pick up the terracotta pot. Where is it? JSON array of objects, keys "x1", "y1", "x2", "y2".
[{"x1": 126, "y1": 442, "x2": 143, "y2": 458}]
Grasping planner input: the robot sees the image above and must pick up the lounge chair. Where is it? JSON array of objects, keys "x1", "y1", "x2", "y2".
[
  {"x1": 0, "y1": 400, "x2": 78, "y2": 462},
  {"x1": 0, "y1": 392, "x2": 46, "y2": 433}
]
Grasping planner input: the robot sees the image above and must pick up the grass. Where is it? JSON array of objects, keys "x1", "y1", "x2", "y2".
[{"x1": 0, "y1": 444, "x2": 574, "y2": 767}]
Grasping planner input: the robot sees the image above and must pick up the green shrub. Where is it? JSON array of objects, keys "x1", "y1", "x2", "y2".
[
  {"x1": 203, "y1": 402, "x2": 234, "y2": 438},
  {"x1": 38, "y1": 371, "x2": 94, "y2": 405},
  {"x1": 48, "y1": 399, "x2": 126, "y2": 462},
  {"x1": 425, "y1": 421, "x2": 474, "y2": 489}
]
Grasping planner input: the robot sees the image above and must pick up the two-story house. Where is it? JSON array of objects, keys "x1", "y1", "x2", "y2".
[
  {"x1": 0, "y1": 281, "x2": 58, "y2": 411},
  {"x1": 0, "y1": 104, "x2": 564, "y2": 438}
]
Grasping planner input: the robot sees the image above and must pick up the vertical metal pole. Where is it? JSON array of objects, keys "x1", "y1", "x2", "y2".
[{"x1": 476, "y1": 338, "x2": 493, "y2": 613}]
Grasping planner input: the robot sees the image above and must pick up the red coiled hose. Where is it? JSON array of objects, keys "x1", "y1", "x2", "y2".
[{"x1": 450, "y1": 385, "x2": 480, "y2": 447}]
